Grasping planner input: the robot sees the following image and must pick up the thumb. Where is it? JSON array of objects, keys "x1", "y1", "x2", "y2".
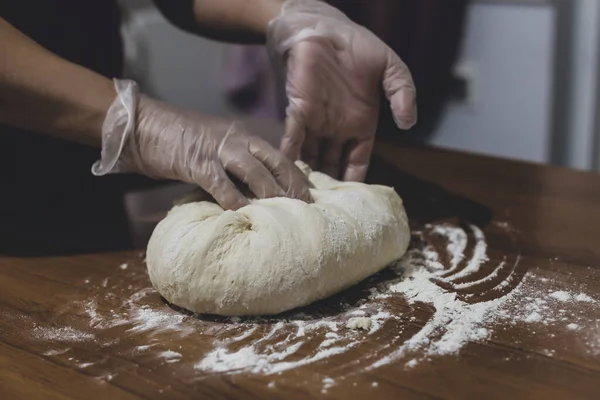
[{"x1": 382, "y1": 52, "x2": 417, "y2": 130}]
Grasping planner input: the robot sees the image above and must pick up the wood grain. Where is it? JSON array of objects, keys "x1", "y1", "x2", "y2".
[{"x1": 1, "y1": 140, "x2": 600, "y2": 399}]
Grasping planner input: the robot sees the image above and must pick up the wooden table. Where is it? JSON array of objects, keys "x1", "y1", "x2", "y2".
[{"x1": 2, "y1": 140, "x2": 600, "y2": 399}]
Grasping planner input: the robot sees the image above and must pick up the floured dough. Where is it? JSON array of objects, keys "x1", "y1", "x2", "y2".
[
  {"x1": 347, "y1": 317, "x2": 373, "y2": 331},
  {"x1": 146, "y1": 162, "x2": 410, "y2": 316}
]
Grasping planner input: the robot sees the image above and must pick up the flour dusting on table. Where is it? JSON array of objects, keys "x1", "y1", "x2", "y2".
[
  {"x1": 32, "y1": 326, "x2": 95, "y2": 343},
  {"x1": 14, "y1": 221, "x2": 600, "y2": 393}
]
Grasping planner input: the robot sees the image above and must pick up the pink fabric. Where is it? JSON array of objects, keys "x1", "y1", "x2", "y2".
[{"x1": 223, "y1": 45, "x2": 283, "y2": 120}]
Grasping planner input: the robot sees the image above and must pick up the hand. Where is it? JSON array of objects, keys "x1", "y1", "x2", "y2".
[
  {"x1": 93, "y1": 79, "x2": 312, "y2": 210},
  {"x1": 267, "y1": 0, "x2": 417, "y2": 181}
]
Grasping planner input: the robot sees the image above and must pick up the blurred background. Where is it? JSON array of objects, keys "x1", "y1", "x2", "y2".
[{"x1": 116, "y1": 0, "x2": 600, "y2": 244}]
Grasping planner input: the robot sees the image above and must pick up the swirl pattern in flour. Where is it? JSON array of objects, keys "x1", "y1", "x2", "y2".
[{"x1": 146, "y1": 161, "x2": 410, "y2": 316}]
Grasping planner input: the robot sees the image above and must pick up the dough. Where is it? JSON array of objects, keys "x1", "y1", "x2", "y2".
[
  {"x1": 146, "y1": 162, "x2": 410, "y2": 316},
  {"x1": 347, "y1": 317, "x2": 373, "y2": 331}
]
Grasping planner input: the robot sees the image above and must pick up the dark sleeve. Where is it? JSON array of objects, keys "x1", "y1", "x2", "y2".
[{"x1": 152, "y1": 0, "x2": 197, "y2": 33}]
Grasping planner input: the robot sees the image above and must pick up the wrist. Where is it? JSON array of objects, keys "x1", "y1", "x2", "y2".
[
  {"x1": 75, "y1": 76, "x2": 117, "y2": 147},
  {"x1": 252, "y1": 0, "x2": 285, "y2": 35},
  {"x1": 93, "y1": 79, "x2": 140, "y2": 176}
]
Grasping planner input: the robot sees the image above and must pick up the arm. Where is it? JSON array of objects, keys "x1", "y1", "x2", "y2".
[
  {"x1": 153, "y1": 0, "x2": 283, "y2": 43},
  {"x1": 0, "y1": 17, "x2": 311, "y2": 209},
  {"x1": 0, "y1": 18, "x2": 115, "y2": 146}
]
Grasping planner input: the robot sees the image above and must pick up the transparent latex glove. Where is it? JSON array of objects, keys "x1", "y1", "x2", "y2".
[
  {"x1": 267, "y1": 0, "x2": 417, "y2": 181},
  {"x1": 92, "y1": 79, "x2": 312, "y2": 210}
]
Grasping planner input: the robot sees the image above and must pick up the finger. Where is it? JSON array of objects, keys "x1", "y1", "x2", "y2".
[
  {"x1": 319, "y1": 139, "x2": 345, "y2": 179},
  {"x1": 204, "y1": 166, "x2": 250, "y2": 211},
  {"x1": 382, "y1": 52, "x2": 417, "y2": 130},
  {"x1": 343, "y1": 138, "x2": 374, "y2": 182},
  {"x1": 280, "y1": 114, "x2": 305, "y2": 161},
  {"x1": 250, "y1": 138, "x2": 314, "y2": 203},
  {"x1": 301, "y1": 135, "x2": 320, "y2": 171},
  {"x1": 225, "y1": 153, "x2": 286, "y2": 200}
]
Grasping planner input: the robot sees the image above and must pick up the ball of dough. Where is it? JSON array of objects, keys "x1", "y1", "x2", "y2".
[{"x1": 146, "y1": 162, "x2": 410, "y2": 316}]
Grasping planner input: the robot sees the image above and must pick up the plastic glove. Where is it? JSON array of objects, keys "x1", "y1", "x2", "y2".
[
  {"x1": 92, "y1": 79, "x2": 312, "y2": 210},
  {"x1": 267, "y1": 0, "x2": 417, "y2": 181}
]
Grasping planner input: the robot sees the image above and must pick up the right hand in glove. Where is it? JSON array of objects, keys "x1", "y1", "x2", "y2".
[
  {"x1": 267, "y1": 0, "x2": 417, "y2": 182},
  {"x1": 92, "y1": 79, "x2": 313, "y2": 210}
]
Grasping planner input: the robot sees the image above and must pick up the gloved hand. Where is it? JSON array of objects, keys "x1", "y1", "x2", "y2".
[
  {"x1": 92, "y1": 79, "x2": 313, "y2": 210},
  {"x1": 267, "y1": 0, "x2": 417, "y2": 181}
]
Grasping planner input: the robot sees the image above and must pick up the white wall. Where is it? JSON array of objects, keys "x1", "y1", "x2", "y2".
[
  {"x1": 119, "y1": 0, "x2": 234, "y2": 117},
  {"x1": 430, "y1": 2, "x2": 555, "y2": 164}
]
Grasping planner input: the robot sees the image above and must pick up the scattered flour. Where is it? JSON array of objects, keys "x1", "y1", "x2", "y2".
[
  {"x1": 549, "y1": 291, "x2": 572, "y2": 302},
  {"x1": 322, "y1": 377, "x2": 335, "y2": 390},
  {"x1": 525, "y1": 311, "x2": 543, "y2": 323},
  {"x1": 42, "y1": 348, "x2": 70, "y2": 356},
  {"x1": 159, "y1": 350, "x2": 182, "y2": 363},
  {"x1": 19, "y1": 222, "x2": 600, "y2": 394},
  {"x1": 575, "y1": 293, "x2": 595, "y2": 303},
  {"x1": 567, "y1": 323, "x2": 580, "y2": 331},
  {"x1": 542, "y1": 349, "x2": 556, "y2": 357},
  {"x1": 126, "y1": 305, "x2": 188, "y2": 335},
  {"x1": 347, "y1": 317, "x2": 372, "y2": 331},
  {"x1": 504, "y1": 286, "x2": 598, "y2": 331},
  {"x1": 33, "y1": 326, "x2": 95, "y2": 343}
]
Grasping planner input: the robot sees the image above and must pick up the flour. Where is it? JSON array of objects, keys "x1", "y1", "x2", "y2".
[
  {"x1": 453, "y1": 259, "x2": 507, "y2": 289},
  {"x1": 126, "y1": 305, "x2": 187, "y2": 334},
  {"x1": 43, "y1": 348, "x2": 70, "y2": 356},
  {"x1": 431, "y1": 224, "x2": 467, "y2": 273},
  {"x1": 198, "y1": 343, "x2": 352, "y2": 375},
  {"x1": 347, "y1": 317, "x2": 372, "y2": 331},
  {"x1": 567, "y1": 323, "x2": 580, "y2": 331},
  {"x1": 442, "y1": 225, "x2": 488, "y2": 281},
  {"x1": 33, "y1": 326, "x2": 95, "y2": 343},
  {"x1": 228, "y1": 326, "x2": 259, "y2": 342},
  {"x1": 367, "y1": 247, "x2": 516, "y2": 367},
  {"x1": 21, "y1": 221, "x2": 600, "y2": 394},
  {"x1": 586, "y1": 325, "x2": 600, "y2": 355},
  {"x1": 499, "y1": 282, "x2": 599, "y2": 332},
  {"x1": 575, "y1": 293, "x2": 595, "y2": 303},
  {"x1": 367, "y1": 311, "x2": 392, "y2": 334},
  {"x1": 159, "y1": 350, "x2": 182, "y2": 363},
  {"x1": 525, "y1": 311, "x2": 543, "y2": 323},
  {"x1": 549, "y1": 291, "x2": 572, "y2": 302},
  {"x1": 322, "y1": 377, "x2": 335, "y2": 390}
]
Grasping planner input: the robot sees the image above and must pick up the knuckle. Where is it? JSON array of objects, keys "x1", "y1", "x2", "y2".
[
  {"x1": 272, "y1": 151, "x2": 290, "y2": 166},
  {"x1": 246, "y1": 164, "x2": 267, "y2": 180}
]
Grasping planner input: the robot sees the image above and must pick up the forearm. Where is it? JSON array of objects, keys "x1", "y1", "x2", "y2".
[
  {"x1": 0, "y1": 18, "x2": 115, "y2": 147},
  {"x1": 154, "y1": 0, "x2": 284, "y2": 44}
]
